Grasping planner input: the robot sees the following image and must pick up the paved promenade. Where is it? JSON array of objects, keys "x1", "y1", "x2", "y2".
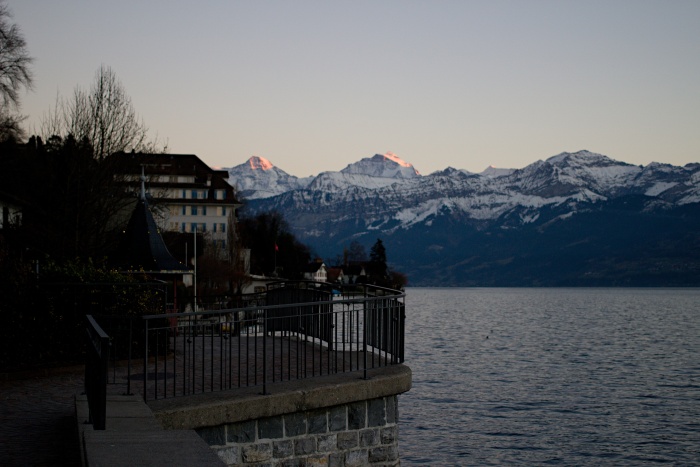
[
  {"x1": 1, "y1": 366, "x2": 84, "y2": 466},
  {"x1": 0, "y1": 336, "x2": 395, "y2": 465},
  {"x1": 1, "y1": 365, "x2": 223, "y2": 467}
]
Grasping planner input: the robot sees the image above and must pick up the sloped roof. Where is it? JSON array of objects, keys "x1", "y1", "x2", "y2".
[
  {"x1": 113, "y1": 199, "x2": 190, "y2": 274},
  {"x1": 326, "y1": 267, "x2": 344, "y2": 282},
  {"x1": 303, "y1": 261, "x2": 326, "y2": 273},
  {"x1": 111, "y1": 152, "x2": 238, "y2": 202},
  {"x1": 343, "y1": 264, "x2": 366, "y2": 276},
  {"x1": 0, "y1": 189, "x2": 26, "y2": 208}
]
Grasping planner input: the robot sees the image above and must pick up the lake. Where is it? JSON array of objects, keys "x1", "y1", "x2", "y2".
[{"x1": 398, "y1": 287, "x2": 700, "y2": 465}]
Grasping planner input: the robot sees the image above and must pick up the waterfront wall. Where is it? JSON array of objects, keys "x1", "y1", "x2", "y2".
[
  {"x1": 148, "y1": 364, "x2": 412, "y2": 467},
  {"x1": 197, "y1": 395, "x2": 400, "y2": 466}
]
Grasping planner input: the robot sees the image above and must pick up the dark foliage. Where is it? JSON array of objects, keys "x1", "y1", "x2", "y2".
[
  {"x1": 1, "y1": 136, "x2": 133, "y2": 263},
  {"x1": 0, "y1": 138, "x2": 165, "y2": 371},
  {"x1": 0, "y1": 258, "x2": 166, "y2": 371},
  {"x1": 368, "y1": 238, "x2": 388, "y2": 279},
  {"x1": 237, "y1": 210, "x2": 311, "y2": 279}
]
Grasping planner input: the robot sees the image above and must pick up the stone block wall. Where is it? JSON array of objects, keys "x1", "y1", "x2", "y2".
[{"x1": 195, "y1": 395, "x2": 400, "y2": 466}]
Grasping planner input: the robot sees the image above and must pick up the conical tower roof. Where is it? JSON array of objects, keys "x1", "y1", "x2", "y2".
[{"x1": 112, "y1": 168, "x2": 189, "y2": 274}]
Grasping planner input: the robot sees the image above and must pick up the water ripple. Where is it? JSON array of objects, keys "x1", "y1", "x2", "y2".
[{"x1": 399, "y1": 288, "x2": 700, "y2": 465}]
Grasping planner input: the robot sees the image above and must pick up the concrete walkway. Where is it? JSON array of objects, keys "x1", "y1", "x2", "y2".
[
  {"x1": 0, "y1": 335, "x2": 400, "y2": 465},
  {"x1": 75, "y1": 393, "x2": 223, "y2": 466}
]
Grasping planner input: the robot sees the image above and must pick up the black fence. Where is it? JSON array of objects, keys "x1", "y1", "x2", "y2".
[{"x1": 133, "y1": 281, "x2": 405, "y2": 400}]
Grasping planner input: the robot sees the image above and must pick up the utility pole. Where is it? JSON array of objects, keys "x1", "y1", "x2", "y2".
[{"x1": 193, "y1": 225, "x2": 197, "y2": 312}]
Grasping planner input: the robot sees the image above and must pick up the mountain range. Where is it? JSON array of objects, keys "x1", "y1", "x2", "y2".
[{"x1": 227, "y1": 151, "x2": 700, "y2": 286}]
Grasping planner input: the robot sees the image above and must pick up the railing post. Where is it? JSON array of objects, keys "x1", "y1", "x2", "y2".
[
  {"x1": 363, "y1": 286, "x2": 369, "y2": 380},
  {"x1": 85, "y1": 315, "x2": 110, "y2": 430},
  {"x1": 127, "y1": 317, "x2": 133, "y2": 395},
  {"x1": 262, "y1": 308, "x2": 268, "y2": 395},
  {"x1": 143, "y1": 318, "x2": 149, "y2": 401}
]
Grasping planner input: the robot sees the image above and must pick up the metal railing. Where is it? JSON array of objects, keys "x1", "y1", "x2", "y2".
[
  {"x1": 85, "y1": 315, "x2": 110, "y2": 430},
  {"x1": 136, "y1": 282, "x2": 405, "y2": 401}
]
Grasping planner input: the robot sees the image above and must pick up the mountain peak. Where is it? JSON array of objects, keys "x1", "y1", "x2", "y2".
[
  {"x1": 227, "y1": 156, "x2": 311, "y2": 200},
  {"x1": 248, "y1": 156, "x2": 275, "y2": 171},
  {"x1": 547, "y1": 150, "x2": 608, "y2": 164},
  {"x1": 481, "y1": 165, "x2": 515, "y2": 178},
  {"x1": 378, "y1": 152, "x2": 413, "y2": 169},
  {"x1": 342, "y1": 152, "x2": 421, "y2": 178}
]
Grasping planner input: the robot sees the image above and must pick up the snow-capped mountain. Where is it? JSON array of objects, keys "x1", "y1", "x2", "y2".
[
  {"x1": 340, "y1": 152, "x2": 420, "y2": 179},
  {"x1": 232, "y1": 150, "x2": 700, "y2": 286},
  {"x1": 228, "y1": 152, "x2": 419, "y2": 198},
  {"x1": 479, "y1": 166, "x2": 514, "y2": 178},
  {"x1": 226, "y1": 156, "x2": 312, "y2": 199}
]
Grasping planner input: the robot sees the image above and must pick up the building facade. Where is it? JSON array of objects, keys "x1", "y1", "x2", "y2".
[
  {"x1": 0, "y1": 191, "x2": 23, "y2": 230},
  {"x1": 113, "y1": 152, "x2": 240, "y2": 256},
  {"x1": 303, "y1": 260, "x2": 328, "y2": 282}
]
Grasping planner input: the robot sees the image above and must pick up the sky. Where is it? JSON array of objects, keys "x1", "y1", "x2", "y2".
[{"x1": 8, "y1": 0, "x2": 700, "y2": 177}]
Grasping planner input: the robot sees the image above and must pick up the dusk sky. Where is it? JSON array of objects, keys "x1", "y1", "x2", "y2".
[{"x1": 9, "y1": 1, "x2": 700, "y2": 177}]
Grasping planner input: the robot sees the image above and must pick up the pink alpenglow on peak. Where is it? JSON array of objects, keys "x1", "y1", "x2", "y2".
[
  {"x1": 248, "y1": 156, "x2": 274, "y2": 171},
  {"x1": 339, "y1": 152, "x2": 421, "y2": 178},
  {"x1": 383, "y1": 151, "x2": 413, "y2": 168}
]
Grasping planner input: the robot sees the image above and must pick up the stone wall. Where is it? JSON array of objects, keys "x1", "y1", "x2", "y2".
[
  {"x1": 149, "y1": 365, "x2": 412, "y2": 467},
  {"x1": 196, "y1": 396, "x2": 400, "y2": 466}
]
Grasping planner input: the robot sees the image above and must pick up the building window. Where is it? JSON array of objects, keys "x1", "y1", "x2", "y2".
[
  {"x1": 202, "y1": 206, "x2": 207, "y2": 216},
  {"x1": 220, "y1": 223, "x2": 226, "y2": 233},
  {"x1": 181, "y1": 223, "x2": 186, "y2": 233},
  {"x1": 222, "y1": 207, "x2": 227, "y2": 216},
  {"x1": 181, "y1": 205, "x2": 186, "y2": 215},
  {"x1": 182, "y1": 189, "x2": 187, "y2": 199},
  {"x1": 191, "y1": 205, "x2": 198, "y2": 215}
]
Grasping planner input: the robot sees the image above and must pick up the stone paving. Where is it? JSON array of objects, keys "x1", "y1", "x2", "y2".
[
  {"x1": 1, "y1": 366, "x2": 84, "y2": 466},
  {"x1": 0, "y1": 336, "x2": 393, "y2": 466},
  {"x1": 128, "y1": 334, "x2": 390, "y2": 401}
]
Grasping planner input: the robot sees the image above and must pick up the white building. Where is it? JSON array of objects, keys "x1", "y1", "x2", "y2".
[
  {"x1": 112, "y1": 152, "x2": 240, "y2": 257},
  {"x1": 304, "y1": 261, "x2": 328, "y2": 282}
]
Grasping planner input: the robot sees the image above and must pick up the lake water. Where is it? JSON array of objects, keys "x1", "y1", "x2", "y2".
[{"x1": 398, "y1": 288, "x2": 700, "y2": 465}]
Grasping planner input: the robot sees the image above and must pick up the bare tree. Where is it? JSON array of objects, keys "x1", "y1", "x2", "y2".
[
  {"x1": 41, "y1": 65, "x2": 163, "y2": 158},
  {"x1": 0, "y1": 107, "x2": 24, "y2": 141},
  {"x1": 0, "y1": 1, "x2": 32, "y2": 109},
  {"x1": 0, "y1": 0, "x2": 33, "y2": 141}
]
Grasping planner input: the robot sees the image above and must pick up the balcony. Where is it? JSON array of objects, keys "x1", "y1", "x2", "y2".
[
  {"x1": 87, "y1": 281, "x2": 406, "y2": 404},
  {"x1": 83, "y1": 281, "x2": 409, "y2": 465}
]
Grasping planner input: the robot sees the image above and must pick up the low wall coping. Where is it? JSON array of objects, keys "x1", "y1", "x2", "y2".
[{"x1": 149, "y1": 364, "x2": 412, "y2": 430}]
